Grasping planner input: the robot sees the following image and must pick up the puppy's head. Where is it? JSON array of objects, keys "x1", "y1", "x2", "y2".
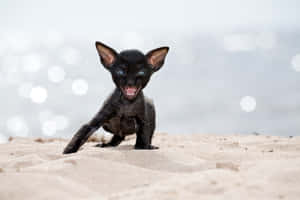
[{"x1": 95, "y1": 41, "x2": 169, "y2": 100}]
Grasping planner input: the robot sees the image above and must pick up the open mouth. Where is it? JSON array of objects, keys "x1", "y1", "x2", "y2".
[{"x1": 122, "y1": 86, "x2": 141, "y2": 99}]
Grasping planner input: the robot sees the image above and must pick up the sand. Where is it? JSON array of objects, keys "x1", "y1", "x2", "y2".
[{"x1": 0, "y1": 133, "x2": 299, "y2": 200}]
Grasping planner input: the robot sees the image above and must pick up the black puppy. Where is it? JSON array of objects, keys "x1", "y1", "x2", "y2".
[{"x1": 63, "y1": 41, "x2": 169, "y2": 154}]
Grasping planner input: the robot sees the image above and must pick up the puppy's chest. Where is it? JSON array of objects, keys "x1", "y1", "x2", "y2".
[{"x1": 117, "y1": 101, "x2": 144, "y2": 117}]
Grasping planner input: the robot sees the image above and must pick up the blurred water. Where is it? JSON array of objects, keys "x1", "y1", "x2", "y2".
[{"x1": 1, "y1": 1, "x2": 300, "y2": 140}]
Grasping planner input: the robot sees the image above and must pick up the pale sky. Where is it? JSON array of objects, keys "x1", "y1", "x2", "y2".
[{"x1": 1, "y1": 0, "x2": 299, "y2": 35}]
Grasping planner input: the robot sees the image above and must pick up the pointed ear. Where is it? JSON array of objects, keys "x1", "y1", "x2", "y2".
[
  {"x1": 95, "y1": 41, "x2": 118, "y2": 68},
  {"x1": 146, "y1": 47, "x2": 169, "y2": 71}
]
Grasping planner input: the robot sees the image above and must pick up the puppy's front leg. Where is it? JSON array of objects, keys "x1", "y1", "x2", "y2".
[
  {"x1": 63, "y1": 106, "x2": 115, "y2": 154},
  {"x1": 135, "y1": 119, "x2": 158, "y2": 150}
]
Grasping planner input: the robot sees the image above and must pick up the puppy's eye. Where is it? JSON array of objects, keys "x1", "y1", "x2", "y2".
[
  {"x1": 137, "y1": 71, "x2": 146, "y2": 77},
  {"x1": 115, "y1": 69, "x2": 126, "y2": 77}
]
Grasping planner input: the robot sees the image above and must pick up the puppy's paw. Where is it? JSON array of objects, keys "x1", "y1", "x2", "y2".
[
  {"x1": 95, "y1": 143, "x2": 110, "y2": 148},
  {"x1": 149, "y1": 145, "x2": 159, "y2": 150},
  {"x1": 134, "y1": 144, "x2": 159, "y2": 150},
  {"x1": 63, "y1": 146, "x2": 78, "y2": 154}
]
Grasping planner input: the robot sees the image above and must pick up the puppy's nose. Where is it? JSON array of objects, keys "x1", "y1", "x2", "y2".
[{"x1": 127, "y1": 79, "x2": 135, "y2": 86}]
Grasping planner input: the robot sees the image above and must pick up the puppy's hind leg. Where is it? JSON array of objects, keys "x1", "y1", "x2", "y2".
[
  {"x1": 96, "y1": 118, "x2": 124, "y2": 148},
  {"x1": 146, "y1": 100, "x2": 156, "y2": 145}
]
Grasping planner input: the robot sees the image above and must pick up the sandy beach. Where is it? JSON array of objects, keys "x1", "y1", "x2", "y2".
[{"x1": 0, "y1": 133, "x2": 299, "y2": 200}]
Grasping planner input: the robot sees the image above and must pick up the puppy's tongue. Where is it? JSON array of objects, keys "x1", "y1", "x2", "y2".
[{"x1": 125, "y1": 87, "x2": 137, "y2": 96}]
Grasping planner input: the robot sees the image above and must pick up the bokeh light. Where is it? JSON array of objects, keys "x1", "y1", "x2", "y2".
[
  {"x1": 2, "y1": 31, "x2": 32, "y2": 53},
  {"x1": 240, "y1": 96, "x2": 256, "y2": 112},
  {"x1": 22, "y1": 53, "x2": 43, "y2": 72},
  {"x1": 52, "y1": 115, "x2": 69, "y2": 130},
  {"x1": 291, "y1": 54, "x2": 300, "y2": 72},
  {"x1": 6, "y1": 116, "x2": 29, "y2": 137},
  {"x1": 18, "y1": 82, "x2": 33, "y2": 98},
  {"x1": 61, "y1": 47, "x2": 81, "y2": 65},
  {"x1": 39, "y1": 111, "x2": 69, "y2": 135},
  {"x1": 42, "y1": 120, "x2": 57, "y2": 136},
  {"x1": 72, "y1": 79, "x2": 89, "y2": 96},
  {"x1": 47, "y1": 66, "x2": 66, "y2": 83},
  {"x1": 30, "y1": 86, "x2": 48, "y2": 104}
]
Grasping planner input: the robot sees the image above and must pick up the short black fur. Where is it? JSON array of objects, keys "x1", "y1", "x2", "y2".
[{"x1": 63, "y1": 41, "x2": 169, "y2": 154}]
